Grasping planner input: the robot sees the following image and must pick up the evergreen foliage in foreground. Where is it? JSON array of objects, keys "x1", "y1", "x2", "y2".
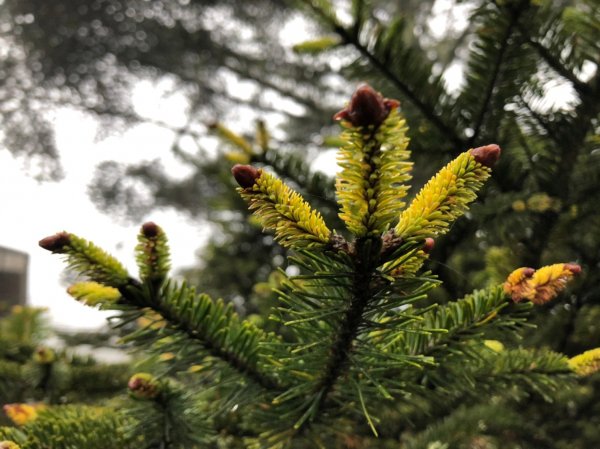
[{"x1": 2, "y1": 85, "x2": 598, "y2": 449}]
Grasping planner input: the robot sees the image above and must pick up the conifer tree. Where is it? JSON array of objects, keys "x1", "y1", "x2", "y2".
[
  {"x1": 0, "y1": 306, "x2": 130, "y2": 412},
  {"x1": 2, "y1": 0, "x2": 599, "y2": 446},
  {"x1": 1, "y1": 85, "x2": 597, "y2": 449},
  {"x1": 293, "y1": 0, "x2": 600, "y2": 346},
  {"x1": 290, "y1": 3, "x2": 600, "y2": 445}
]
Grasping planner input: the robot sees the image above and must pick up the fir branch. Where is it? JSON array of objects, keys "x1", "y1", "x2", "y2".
[
  {"x1": 398, "y1": 286, "x2": 531, "y2": 357},
  {"x1": 473, "y1": 348, "x2": 573, "y2": 397},
  {"x1": 298, "y1": 237, "x2": 382, "y2": 432},
  {"x1": 41, "y1": 231, "x2": 280, "y2": 391},
  {"x1": 335, "y1": 97, "x2": 412, "y2": 237},
  {"x1": 120, "y1": 280, "x2": 281, "y2": 391},
  {"x1": 39, "y1": 233, "x2": 129, "y2": 288},
  {"x1": 421, "y1": 346, "x2": 573, "y2": 407},
  {"x1": 301, "y1": 0, "x2": 465, "y2": 149},
  {"x1": 516, "y1": 21, "x2": 591, "y2": 97},
  {"x1": 394, "y1": 148, "x2": 497, "y2": 243},
  {"x1": 235, "y1": 167, "x2": 332, "y2": 249},
  {"x1": 469, "y1": 2, "x2": 526, "y2": 146}
]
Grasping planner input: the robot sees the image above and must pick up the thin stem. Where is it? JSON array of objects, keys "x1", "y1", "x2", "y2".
[
  {"x1": 290, "y1": 126, "x2": 389, "y2": 431},
  {"x1": 316, "y1": 250, "x2": 374, "y2": 400}
]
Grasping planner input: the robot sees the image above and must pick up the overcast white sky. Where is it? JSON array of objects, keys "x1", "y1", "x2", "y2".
[{"x1": 0, "y1": 84, "x2": 211, "y2": 330}]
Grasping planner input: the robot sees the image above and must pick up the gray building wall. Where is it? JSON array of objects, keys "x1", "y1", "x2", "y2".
[{"x1": 0, "y1": 246, "x2": 28, "y2": 311}]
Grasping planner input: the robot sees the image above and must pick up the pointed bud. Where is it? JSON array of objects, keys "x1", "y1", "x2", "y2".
[
  {"x1": 504, "y1": 267, "x2": 535, "y2": 302},
  {"x1": 232, "y1": 164, "x2": 261, "y2": 188},
  {"x1": 39, "y1": 232, "x2": 70, "y2": 253},
  {"x1": 505, "y1": 264, "x2": 581, "y2": 304},
  {"x1": 0, "y1": 442, "x2": 21, "y2": 449},
  {"x1": 470, "y1": 144, "x2": 501, "y2": 167},
  {"x1": 569, "y1": 348, "x2": 600, "y2": 376},
  {"x1": 3, "y1": 403, "x2": 43, "y2": 426},
  {"x1": 334, "y1": 84, "x2": 399, "y2": 129},
  {"x1": 564, "y1": 263, "x2": 582, "y2": 275},
  {"x1": 422, "y1": 238, "x2": 435, "y2": 254},
  {"x1": 33, "y1": 346, "x2": 55, "y2": 364},
  {"x1": 142, "y1": 222, "x2": 160, "y2": 238},
  {"x1": 128, "y1": 373, "x2": 160, "y2": 400},
  {"x1": 529, "y1": 263, "x2": 581, "y2": 305}
]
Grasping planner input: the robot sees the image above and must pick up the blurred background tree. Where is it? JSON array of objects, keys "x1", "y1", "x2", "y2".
[
  {"x1": 0, "y1": 306, "x2": 130, "y2": 417},
  {"x1": 1, "y1": 0, "x2": 599, "y2": 447}
]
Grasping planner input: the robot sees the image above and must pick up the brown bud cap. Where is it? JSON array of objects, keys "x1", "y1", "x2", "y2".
[
  {"x1": 504, "y1": 267, "x2": 535, "y2": 302},
  {"x1": 128, "y1": 373, "x2": 160, "y2": 400},
  {"x1": 521, "y1": 267, "x2": 536, "y2": 278},
  {"x1": 33, "y1": 346, "x2": 55, "y2": 364},
  {"x1": 470, "y1": 144, "x2": 501, "y2": 167},
  {"x1": 232, "y1": 164, "x2": 261, "y2": 188},
  {"x1": 564, "y1": 263, "x2": 582, "y2": 275},
  {"x1": 142, "y1": 222, "x2": 160, "y2": 238},
  {"x1": 39, "y1": 232, "x2": 70, "y2": 253},
  {"x1": 334, "y1": 84, "x2": 399, "y2": 129},
  {"x1": 328, "y1": 234, "x2": 355, "y2": 256},
  {"x1": 422, "y1": 238, "x2": 435, "y2": 254}
]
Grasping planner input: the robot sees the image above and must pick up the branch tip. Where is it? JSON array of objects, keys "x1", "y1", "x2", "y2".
[
  {"x1": 128, "y1": 373, "x2": 160, "y2": 400},
  {"x1": 423, "y1": 238, "x2": 435, "y2": 254},
  {"x1": 141, "y1": 221, "x2": 160, "y2": 238},
  {"x1": 334, "y1": 84, "x2": 399, "y2": 129},
  {"x1": 39, "y1": 232, "x2": 71, "y2": 253},
  {"x1": 470, "y1": 144, "x2": 501, "y2": 167},
  {"x1": 232, "y1": 164, "x2": 261, "y2": 189},
  {"x1": 564, "y1": 263, "x2": 582, "y2": 275}
]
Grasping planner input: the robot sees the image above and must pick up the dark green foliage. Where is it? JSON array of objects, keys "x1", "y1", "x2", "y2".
[
  {"x1": 0, "y1": 406, "x2": 135, "y2": 449},
  {"x1": 122, "y1": 380, "x2": 214, "y2": 449},
  {"x1": 2, "y1": 0, "x2": 600, "y2": 447},
  {"x1": 398, "y1": 286, "x2": 532, "y2": 356},
  {"x1": 116, "y1": 279, "x2": 276, "y2": 389},
  {"x1": 21, "y1": 99, "x2": 585, "y2": 447},
  {"x1": 0, "y1": 308, "x2": 130, "y2": 406},
  {"x1": 303, "y1": 1, "x2": 599, "y2": 371}
]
